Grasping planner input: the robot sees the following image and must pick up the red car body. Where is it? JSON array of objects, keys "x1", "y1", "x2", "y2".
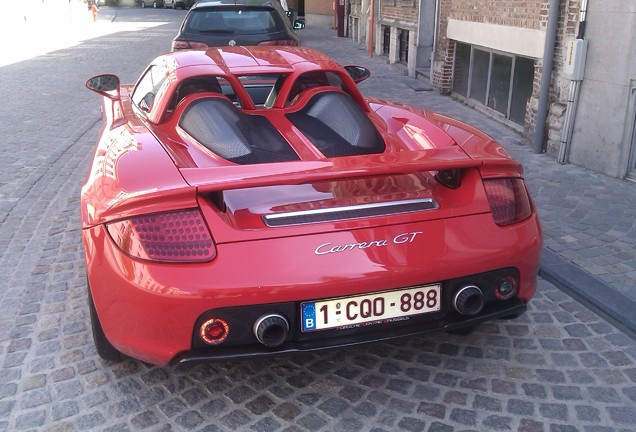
[{"x1": 82, "y1": 46, "x2": 542, "y2": 366}]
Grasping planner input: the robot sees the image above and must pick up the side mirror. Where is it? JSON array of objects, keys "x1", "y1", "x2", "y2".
[
  {"x1": 293, "y1": 20, "x2": 305, "y2": 30},
  {"x1": 344, "y1": 65, "x2": 371, "y2": 84},
  {"x1": 86, "y1": 74, "x2": 121, "y2": 100}
]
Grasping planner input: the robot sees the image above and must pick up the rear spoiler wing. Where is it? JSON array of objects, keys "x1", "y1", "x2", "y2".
[
  {"x1": 182, "y1": 147, "x2": 493, "y2": 192},
  {"x1": 84, "y1": 147, "x2": 520, "y2": 227}
]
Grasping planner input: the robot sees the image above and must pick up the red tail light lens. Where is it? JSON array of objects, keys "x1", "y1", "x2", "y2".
[
  {"x1": 484, "y1": 178, "x2": 532, "y2": 226},
  {"x1": 107, "y1": 209, "x2": 216, "y2": 262},
  {"x1": 171, "y1": 40, "x2": 209, "y2": 51},
  {"x1": 257, "y1": 39, "x2": 298, "y2": 46}
]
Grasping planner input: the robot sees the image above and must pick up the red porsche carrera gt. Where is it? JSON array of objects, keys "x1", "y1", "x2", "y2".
[{"x1": 82, "y1": 46, "x2": 542, "y2": 366}]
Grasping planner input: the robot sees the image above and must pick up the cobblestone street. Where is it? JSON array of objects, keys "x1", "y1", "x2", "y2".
[{"x1": 0, "y1": 8, "x2": 635, "y2": 432}]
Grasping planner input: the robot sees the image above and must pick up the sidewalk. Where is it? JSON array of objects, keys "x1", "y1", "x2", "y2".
[{"x1": 301, "y1": 25, "x2": 636, "y2": 335}]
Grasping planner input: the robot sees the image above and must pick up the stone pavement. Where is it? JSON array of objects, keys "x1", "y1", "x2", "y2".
[
  {"x1": 0, "y1": 9, "x2": 635, "y2": 431},
  {"x1": 0, "y1": 7, "x2": 160, "y2": 68},
  {"x1": 299, "y1": 26, "x2": 636, "y2": 336}
]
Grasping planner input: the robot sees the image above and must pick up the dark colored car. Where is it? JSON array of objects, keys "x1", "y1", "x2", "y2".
[
  {"x1": 139, "y1": 0, "x2": 165, "y2": 7},
  {"x1": 172, "y1": 0, "x2": 302, "y2": 51},
  {"x1": 165, "y1": 0, "x2": 186, "y2": 8}
]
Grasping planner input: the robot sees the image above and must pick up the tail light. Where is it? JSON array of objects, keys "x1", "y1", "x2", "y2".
[
  {"x1": 257, "y1": 39, "x2": 298, "y2": 46},
  {"x1": 484, "y1": 178, "x2": 532, "y2": 226},
  {"x1": 107, "y1": 209, "x2": 216, "y2": 262},
  {"x1": 172, "y1": 40, "x2": 209, "y2": 51}
]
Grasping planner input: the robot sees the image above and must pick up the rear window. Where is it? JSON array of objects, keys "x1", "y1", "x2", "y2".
[{"x1": 185, "y1": 8, "x2": 284, "y2": 34}]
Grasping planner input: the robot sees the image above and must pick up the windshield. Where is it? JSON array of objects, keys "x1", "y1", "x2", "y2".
[{"x1": 185, "y1": 7, "x2": 284, "y2": 34}]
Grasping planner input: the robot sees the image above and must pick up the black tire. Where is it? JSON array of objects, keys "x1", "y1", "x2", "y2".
[{"x1": 88, "y1": 282, "x2": 123, "y2": 362}]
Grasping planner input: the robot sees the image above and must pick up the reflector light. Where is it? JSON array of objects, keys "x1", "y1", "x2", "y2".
[
  {"x1": 483, "y1": 178, "x2": 532, "y2": 226},
  {"x1": 495, "y1": 276, "x2": 518, "y2": 300},
  {"x1": 107, "y1": 209, "x2": 216, "y2": 262},
  {"x1": 200, "y1": 318, "x2": 229, "y2": 345},
  {"x1": 257, "y1": 39, "x2": 298, "y2": 46}
]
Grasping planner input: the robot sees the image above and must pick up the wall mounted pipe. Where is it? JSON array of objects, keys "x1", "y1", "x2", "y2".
[
  {"x1": 557, "y1": 0, "x2": 589, "y2": 164},
  {"x1": 532, "y1": 0, "x2": 562, "y2": 154},
  {"x1": 431, "y1": 0, "x2": 440, "y2": 80},
  {"x1": 557, "y1": 80, "x2": 581, "y2": 163}
]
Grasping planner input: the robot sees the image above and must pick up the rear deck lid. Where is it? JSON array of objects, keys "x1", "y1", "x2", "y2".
[{"x1": 180, "y1": 148, "x2": 492, "y2": 244}]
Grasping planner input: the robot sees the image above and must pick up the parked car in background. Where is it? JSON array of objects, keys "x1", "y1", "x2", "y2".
[
  {"x1": 165, "y1": 0, "x2": 187, "y2": 8},
  {"x1": 82, "y1": 46, "x2": 542, "y2": 365},
  {"x1": 138, "y1": 0, "x2": 165, "y2": 8},
  {"x1": 171, "y1": 0, "x2": 302, "y2": 51}
]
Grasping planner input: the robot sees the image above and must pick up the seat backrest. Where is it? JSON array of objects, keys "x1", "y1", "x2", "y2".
[
  {"x1": 286, "y1": 90, "x2": 385, "y2": 157},
  {"x1": 179, "y1": 96, "x2": 299, "y2": 164},
  {"x1": 180, "y1": 97, "x2": 252, "y2": 160}
]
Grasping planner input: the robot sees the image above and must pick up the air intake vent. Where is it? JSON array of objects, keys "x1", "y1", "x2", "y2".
[{"x1": 263, "y1": 198, "x2": 439, "y2": 227}]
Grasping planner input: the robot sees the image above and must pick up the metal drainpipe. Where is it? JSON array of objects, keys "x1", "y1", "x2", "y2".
[
  {"x1": 431, "y1": 0, "x2": 440, "y2": 74},
  {"x1": 557, "y1": 0, "x2": 588, "y2": 164},
  {"x1": 368, "y1": 0, "x2": 374, "y2": 57},
  {"x1": 532, "y1": 0, "x2": 562, "y2": 154}
]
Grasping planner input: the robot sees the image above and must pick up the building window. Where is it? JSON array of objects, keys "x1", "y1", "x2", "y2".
[
  {"x1": 452, "y1": 42, "x2": 535, "y2": 125},
  {"x1": 470, "y1": 48, "x2": 489, "y2": 105},
  {"x1": 453, "y1": 43, "x2": 470, "y2": 97},
  {"x1": 510, "y1": 57, "x2": 535, "y2": 124}
]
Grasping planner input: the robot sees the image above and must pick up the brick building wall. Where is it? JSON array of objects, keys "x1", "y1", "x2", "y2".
[
  {"x1": 380, "y1": 2, "x2": 418, "y2": 24},
  {"x1": 433, "y1": 0, "x2": 547, "y2": 94},
  {"x1": 433, "y1": 0, "x2": 581, "y2": 152},
  {"x1": 376, "y1": 1, "x2": 419, "y2": 76}
]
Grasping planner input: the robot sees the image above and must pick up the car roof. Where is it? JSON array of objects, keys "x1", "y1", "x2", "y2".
[{"x1": 192, "y1": 0, "x2": 279, "y2": 8}]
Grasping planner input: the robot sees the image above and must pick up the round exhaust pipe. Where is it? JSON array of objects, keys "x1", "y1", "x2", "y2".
[
  {"x1": 253, "y1": 314, "x2": 289, "y2": 348},
  {"x1": 453, "y1": 285, "x2": 484, "y2": 316}
]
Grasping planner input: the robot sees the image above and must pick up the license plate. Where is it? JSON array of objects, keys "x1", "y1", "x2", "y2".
[{"x1": 301, "y1": 284, "x2": 441, "y2": 332}]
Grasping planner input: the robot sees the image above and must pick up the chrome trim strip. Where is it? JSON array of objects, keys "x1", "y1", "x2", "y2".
[{"x1": 263, "y1": 198, "x2": 439, "y2": 227}]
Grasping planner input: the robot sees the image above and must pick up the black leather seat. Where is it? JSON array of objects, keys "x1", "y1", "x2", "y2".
[{"x1": 179, "y1": 97, "x2": 299, "y2": 165}]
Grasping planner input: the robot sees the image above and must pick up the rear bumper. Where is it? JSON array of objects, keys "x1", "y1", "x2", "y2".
[
  {"x1": 173, "y1": 302, "x2": 527, "y2": 365},
  {"x1": 83, "y1": 212, "x2": 541, "y2": 366}
]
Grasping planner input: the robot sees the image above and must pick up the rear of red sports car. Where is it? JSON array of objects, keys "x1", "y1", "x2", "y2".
[{"x1": 82, "y1": 47, "x2": 542, "y2": 366}]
